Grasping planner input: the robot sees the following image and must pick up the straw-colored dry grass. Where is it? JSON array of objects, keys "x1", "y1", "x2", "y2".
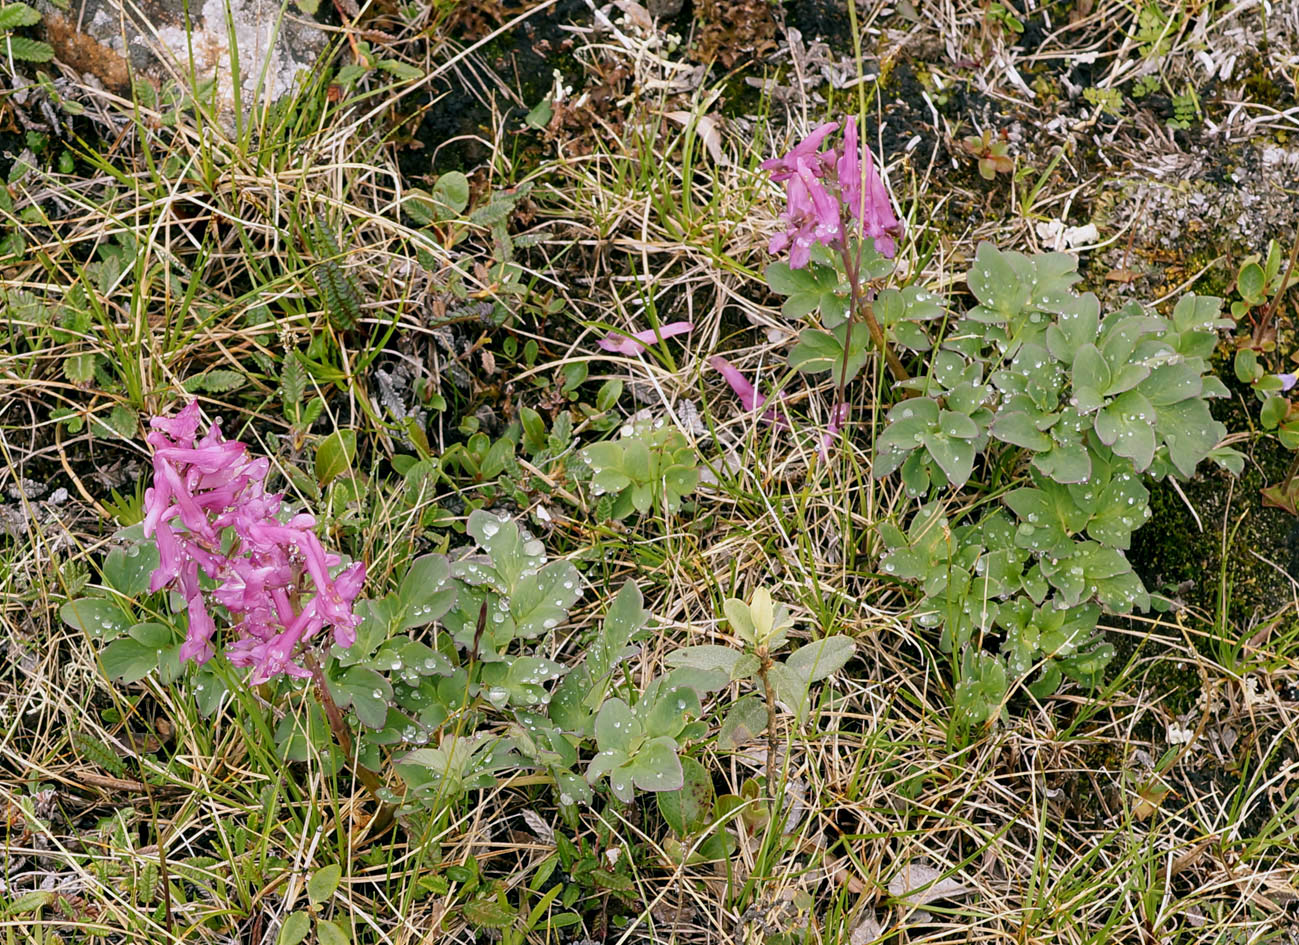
[{"x1": 2, "y1": 0, "x2": 1298, "y2": 942}]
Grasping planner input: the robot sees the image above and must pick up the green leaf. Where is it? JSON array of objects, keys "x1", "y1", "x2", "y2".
[
  {"x1": 1232, "y1": 260, "x2": 1261, "y2": 303},
  {"x1": 2, "y1": 891, "x2": 55, "y2": 916},
  {"x1": 1095, "y1": 391, "x2": 1156, "y2": 470},
  {"x1": 767, "y1": 661, "x2": 811, "y2": 727},
  {"x1": 307, "y1": 864, "x2": 342, "y2": 905},
  {"x1": 717, "y1": 694, "x2": 767, "y2": 750},
  {"x1": 331, "y1": 667, "x2": 392, "y2": 729},
  {"x1": 278, "y1": 911, "x2": 311, "y2": 945},
  {"x1": 315, "y1": 919, "x2": 350, "y2": 945},
  {"x1": 0, "y1": 4, "x2": 42, "y2": 28},
  {"x1": 1234, "y1": 348, "x2": 1261, "y2": 383},
  {"x1": 1044, "y1": 293, "x2": 1100, "y2": 363},
  {"x1": 60, "y1": 597, "x2": 131, "y2": 640},
  {"x1": 665, "y1": 645, "x2": 743, "y2": 675},
  {"x1": 657, "y1": 756, "x2": 714, "y2": 835},
  {"x1": 1261, "y1": 395, "x2": 1289, "y2": 429},
  {"x1": 1155, "y1": 397, "x2": 1224, "y2": 479},
  {"x1": 376, "y1": 58, "x2": 423, "y2": 81},
  {"x1": 99, "y1": 637, "x2": 157, "y2": 682},
  {"x1": 315, "y1": 430, "x2": 357, "y2": 485},
  {"x1": 765, "y1": 261, "x2": 818, "y2": 296},
  {"x1": 990, "y1": 409, "x2": 1051, "y2": 451},
  {"x1": 788, "y1": 323, "x2": 870, "y2": 386},
  {"x1": 594, "y1": 698, "x2": 641, "y2": 751},
  {"x1": 199, "y1": 369, "x2": 245, "y2": 393},
  {"x1": 525, "y1": 94, "x2": 553, "y2": 129},
  {"x1": 920, "y1": 431, "x2": 975, "y2": 487},
  {"x1": 432, "y1": 172, "x2": 470, "y2": 220},
  {"x1": 103, "y1": 543, "x2": 160, "y2": 597},
  {"x1": 966, "y1": 242, "x2": 1030, "y2": 320},
  {"x1": 398, "y1": 554, "x2": 456, "y2": 626},
  {"x1": 5, "y1": 36, "x2": 53, "y2": 62},
  {"x1": 785, "y1": 635, "x2": 855, "y2": 682},
  {"x1": 462, "y1": 899, "x2": 517, "y2": 930},
  {"x1": 1071, "y1": 344, "x2": 1110, "y2": 411},
  {"x1": 625, "y1": 735, "x2": 684, "y2": 792},
  {"x1": 63, "y1": 351, "x2": 97, "y2": 383}
]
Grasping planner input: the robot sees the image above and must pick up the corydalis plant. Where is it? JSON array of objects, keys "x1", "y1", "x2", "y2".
[
  {"x1": 745, "y1": 117, "x2": 908, "y2": 461},
  {"x1": 142, "y1": 402, "x2": 365, "y2": 683}
]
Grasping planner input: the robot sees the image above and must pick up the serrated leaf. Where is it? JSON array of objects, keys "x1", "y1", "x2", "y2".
[
  {"x1": 5, "y1": 36, "x2": 53, "y2": 62},
  {"x1": 462, "y1": 899, "x2": 516, "y2": 929},
  {"x1": 0, "y1": 4, "x2": 41, "y2": 28},
  {"x1": 199, "y1": 369, "x2": 245, "y2": 392}
]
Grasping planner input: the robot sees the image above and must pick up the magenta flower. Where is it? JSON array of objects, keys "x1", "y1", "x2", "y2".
[
  {"x1": 760, "y1": 121, "x2": 839, "y2": 182},
  {"x1": 143, "y1": 402, "x2": 365, "y2": 683},
  {"x1": 597, "y1": 321, "x2": 694, "y2": 355},
  {"x1": 838, "y1": 118, "x2": 901, "y2": 258},
  {"x1": 765, "y1": 117, "x2": 901, "y2": 266},
  {"x1": 709, "y1": 356, "x2": 789, "y2": 428}
]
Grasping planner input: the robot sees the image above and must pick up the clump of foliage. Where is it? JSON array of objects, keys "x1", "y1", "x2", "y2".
[
  {"x1": 582, "y1": 418, "x2": 700, "y2": 519},
  {"x1": 872, "y1": 243, "x2": 1238, "y2": 726},
  {"x1": 1229, "y1": 239, "x2": 1299, "y2": 510}
]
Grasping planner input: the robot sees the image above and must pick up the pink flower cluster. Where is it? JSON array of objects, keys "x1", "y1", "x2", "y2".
[
  {"x1": 762, "y1": 117, "x2": 901, "y2": 268},
  {"x1": 142, "y1": 402, "x2": 365, "y2": 684}
]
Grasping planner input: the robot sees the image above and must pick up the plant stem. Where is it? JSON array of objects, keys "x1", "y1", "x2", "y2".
[
  {"x1": 839, "y1": 240, "x2": 908, "y2": 386},
  {"x1": 306, "y1": 652, "x2": 395, "y2": 836},
  {"x1": 756, "y1": 650, "x2": 780, "y2": 795}
]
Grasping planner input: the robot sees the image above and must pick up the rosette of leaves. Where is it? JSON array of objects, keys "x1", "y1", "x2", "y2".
[
  {"x1": 874, "y1": 243, "x2": 1238, "y2": 725},
  {"x1": 582, "y1": 421, "x2": 699, "y2": 519},
  {"x1": 668, "y1": 588, "x2": 854, "y2": 736}
]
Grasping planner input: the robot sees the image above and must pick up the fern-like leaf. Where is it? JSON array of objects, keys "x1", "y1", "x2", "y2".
[{"x1": 5, "y1": 35, "x2": 54, "y2": 62}]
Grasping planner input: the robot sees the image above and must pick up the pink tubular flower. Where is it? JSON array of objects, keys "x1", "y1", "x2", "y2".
[
  {"x1": 760, "y1": 122, "x2": 839, "y2": 181},
  {"x1": 837, "y1": 118, "x2": 901, "y2": 258},
  {"x1": 765, "y1": 117, "x2": 902, "y2": 266},
  {"x1": 709, "y1": 356, "x2": 789, "y2": 428},
  {"x1": 143, "y1": 402, "x2": 365, "y2": 684},
  {"x1": 597, "y1": 321, "x2": 694, "y2": 356}
]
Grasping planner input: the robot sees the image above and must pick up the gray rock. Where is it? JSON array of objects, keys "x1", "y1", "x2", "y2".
[{"x1": 41, "y1": 0, "x2": 326, "y2": 117}]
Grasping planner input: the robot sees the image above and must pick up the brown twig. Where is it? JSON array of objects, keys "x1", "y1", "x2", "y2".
[
  {"x1": 305, "y1": 652, "x2": 396, "y2": 836},
  {"x1": 756, "y1": 648, "x2": 780, "y2": 795}
]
